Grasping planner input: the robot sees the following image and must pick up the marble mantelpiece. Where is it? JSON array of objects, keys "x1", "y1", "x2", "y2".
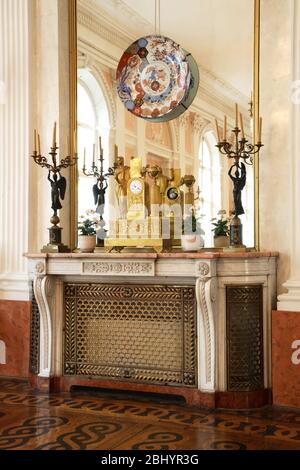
[{"x1": 26, "y1": 251, "x2": 278, "y2": 407}]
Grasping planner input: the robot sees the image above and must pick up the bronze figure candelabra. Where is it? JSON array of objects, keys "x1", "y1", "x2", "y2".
[
  {"x1": 30, "y1": 123, "x2": 77, "y2": 253},
  {"x1": 82, "y1": 138, "x2": 110, "y2": 246},
  {"x1": 215, "y1": 105, "x2": 263, "y2": 249}
]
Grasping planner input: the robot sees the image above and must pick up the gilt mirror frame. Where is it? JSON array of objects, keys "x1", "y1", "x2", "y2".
[{"x1": 68, "y1": 0, "x2": 261, "y2": 251}]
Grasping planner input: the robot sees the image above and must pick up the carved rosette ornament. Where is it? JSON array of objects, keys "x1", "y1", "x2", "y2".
[
  {"x1": 197, "y1": 262, "x2": 210, "y2": 277},
  {"x1": 35, "y1": 261, "x2": 46, "y2": 276}
]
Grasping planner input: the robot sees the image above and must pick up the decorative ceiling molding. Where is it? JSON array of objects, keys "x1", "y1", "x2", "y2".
[
  {"x1": 77, "y1": 0, "x2": 249, "y2": 114},
  {"x1": 94, "y1": 0, "x2": 153, "y2": 31},
  {"x1": 77, "y1": 10, "x2": 130, "y2": 50},
  {"x1": 179, "y1": 113, "x2": 189, "y2": 128},
  {"x1": 78, "y1": 39, "x2": 118, "y2": 70},
  {"x1": 191, "y1": 114, "x2": 210, "y2": 134}
]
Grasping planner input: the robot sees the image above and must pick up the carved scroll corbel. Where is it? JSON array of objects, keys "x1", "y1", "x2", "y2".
[
  {"x1": 33, "y1": 263, "x2": 55, "y2": 378},
  {"x1": 195, "y1": 261, "x2": 217, "y2": 392}
]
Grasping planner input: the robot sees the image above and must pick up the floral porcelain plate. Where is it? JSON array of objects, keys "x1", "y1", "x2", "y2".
[
  {"x1": 147, "y1": 51, "x2": 199, "y2": 122},
  {"x1": 116, "y1": 35, "x2": 190, "y2": 120}
]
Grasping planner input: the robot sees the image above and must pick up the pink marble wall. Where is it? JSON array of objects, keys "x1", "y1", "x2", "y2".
[
  {"x1": 272, "y1": 311, "x2": 300, "y2": 408},
  {"x1": 0, "y1": 300, "x2": 31, "y2": 378}
]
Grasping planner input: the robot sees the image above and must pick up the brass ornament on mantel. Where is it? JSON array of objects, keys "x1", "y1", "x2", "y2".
[
  {"x1": 30, "y1": 123, "x2": 77, "y2": 253},
  {"x1": 104, "y1": 154, "x2": 198, "y2": 252}
]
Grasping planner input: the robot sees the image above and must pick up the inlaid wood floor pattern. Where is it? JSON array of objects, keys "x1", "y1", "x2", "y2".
[{"x1": 0, "y1": 379, "x2": 300, "y2": 450}]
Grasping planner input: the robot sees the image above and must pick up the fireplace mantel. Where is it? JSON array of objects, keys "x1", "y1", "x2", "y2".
[{"x1": 26, "y1": 251, "x2": 278, "y2": 408}]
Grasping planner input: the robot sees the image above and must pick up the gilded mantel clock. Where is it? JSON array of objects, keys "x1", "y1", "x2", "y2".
[{"x1": 127, "y1": 157, "x2": 149, "y2": 221}]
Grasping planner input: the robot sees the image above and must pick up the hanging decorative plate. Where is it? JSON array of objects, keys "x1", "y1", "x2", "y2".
[
  {"x1": 116, "y1": 35, "x2": 191, "y2": 120},
  {"x1": 147, "y1": 51, "x2": 199, "y2": 122}
]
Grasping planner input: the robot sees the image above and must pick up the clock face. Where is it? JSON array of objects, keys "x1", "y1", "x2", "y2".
[
  {"x1": 167, "y1": 187, "x2": 179, "y2": 200},
  {"x1": 130, "y1": 179, "x2": 143, "y2": 194}
]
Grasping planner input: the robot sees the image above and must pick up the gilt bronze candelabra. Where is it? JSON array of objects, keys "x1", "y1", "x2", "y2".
[
  {"x1": 215, "y1": 107, "x2": 263, "y2": 249},
  {"x1": 30, "y1": 124, "x2": 77, "y2": 253}
]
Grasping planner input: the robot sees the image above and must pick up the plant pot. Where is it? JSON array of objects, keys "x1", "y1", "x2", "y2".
[
  {"x1": 213, "y1": 235, "x2": 230, "y2": 248},
  {"x1": 78, "y1": 235, "x2": 96, "y2": 253},
  {"x1": 181, "y1": 234, "x2": 204, "y2": 252}
]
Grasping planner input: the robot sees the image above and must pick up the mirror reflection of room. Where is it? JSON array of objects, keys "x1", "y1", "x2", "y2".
[{"x1": 77, "y1": 0, "x2": 255, "y2": 248}]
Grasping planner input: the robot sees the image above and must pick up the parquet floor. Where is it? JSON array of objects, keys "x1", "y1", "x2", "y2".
[{"x1": 0, "y1": 379, "x2": 300, "y2": 450}]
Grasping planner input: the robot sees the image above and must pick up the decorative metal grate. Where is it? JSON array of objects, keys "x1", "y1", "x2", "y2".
[
  {"x1": 64, "y1": 283, "x2": 197, "y2": 387},
  {"x1": 226, "y1": 285, "x2": 264, "y2": 391},
  {"x1": 29, "y1": 282, "x2": 40, "y2": 375}
]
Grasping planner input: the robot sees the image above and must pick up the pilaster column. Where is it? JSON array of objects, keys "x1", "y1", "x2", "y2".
[
  {"x1": 115, "y1": 92, "x2": 126, "y2": 157},
  {"x1": 178, "y1": 113, "x2": 189, "y2": 174},
  {"x1": 0, "y1": 0, "x2": 30, "y2": 300},
  {"x1": 277, "y1": 0, "x2": 300, "y2": 311},
  {"x1": 137, "y1": 119, "x2": 146, "y2": 165}
]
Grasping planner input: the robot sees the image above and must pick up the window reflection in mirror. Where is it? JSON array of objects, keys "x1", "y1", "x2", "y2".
[{"x1": 77, "y1": 70, "x2": 110, "y2": 224}]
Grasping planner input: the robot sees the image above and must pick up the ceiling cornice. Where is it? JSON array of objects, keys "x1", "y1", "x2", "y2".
[{"x1": 77, "y1": 0, "x2": 249, "y2": 111}]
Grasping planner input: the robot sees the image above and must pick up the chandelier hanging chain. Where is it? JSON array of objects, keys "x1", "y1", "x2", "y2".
[{"x1": 155, "y1": 0, "x2": 161, "y2": 35}]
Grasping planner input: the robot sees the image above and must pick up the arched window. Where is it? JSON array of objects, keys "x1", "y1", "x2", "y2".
[
  {"x1": 198, "y1": 130, "x2": 221, "y2": 246},
  {"x1": 77, "y1": 69, "x2": 110, "y2": 222}
]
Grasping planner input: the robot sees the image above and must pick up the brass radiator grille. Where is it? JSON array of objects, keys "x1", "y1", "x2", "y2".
[
  {"x1": 226, "y1": 285, "x2": 264, "y2": 391},
  {"x1": 64, "y1": 284, "x2": 197, "y2": 387}
]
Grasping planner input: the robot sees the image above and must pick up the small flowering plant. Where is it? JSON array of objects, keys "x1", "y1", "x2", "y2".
[
  {"x1": 78, "y1": 210, "x2": 101, "y2": 236},
  {"x1": 211, "y1": 210, "x2": 230, "y2": 237}
]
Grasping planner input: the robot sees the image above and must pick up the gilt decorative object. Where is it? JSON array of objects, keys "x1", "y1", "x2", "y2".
[
  {"x1": 215, "y1": 105, "x2": 263, "y2": 249},
  {"x1": 30, "y1": 123, "x2": 77, "y2": 253},
  {"x1": 104, "y1": 155, "x2": 198, "y2": 252}
]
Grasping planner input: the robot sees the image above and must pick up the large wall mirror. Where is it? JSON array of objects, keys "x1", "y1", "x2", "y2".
[{"x1": 69, "y1": 0, "x2": 260, "y2": 250}]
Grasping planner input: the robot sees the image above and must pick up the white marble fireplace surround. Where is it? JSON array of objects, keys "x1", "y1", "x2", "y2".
[{"x1": 27, "y1": 251, "x2": 277, "y2": 394}]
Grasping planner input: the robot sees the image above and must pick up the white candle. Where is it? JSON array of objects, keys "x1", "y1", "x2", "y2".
[
  {"x1": 223, "y1": 115, "x2": 227, "y2": 141},
  {"x1": 34, "y1": 129, "x2": 37, "y2": 153},
  {"x1": 240, "y1": 113, "x2": 245, "y2": 139},
  {"x1": 215, "y1": 119, "x2": 221, "y2": 142},
  {"x1": 258, "y1": 117, "x2": 262, "y2": 142},
  {"x1": 52, "y1": 122, "x2": 56, "y2": 148},
  {"x1": 235, "y1": 103, "x2": 238, "y2": 128},
  {"x1": 38, "y1": 133, "x2": 41, "y2": 155}
]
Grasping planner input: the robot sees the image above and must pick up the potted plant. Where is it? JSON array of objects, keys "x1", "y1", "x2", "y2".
[
  {"x1": 77, "y1": 211, "x2": 100, "y2": 253},
  {"x1": 181, "y1": 212, "x2": 205, "y2": 252},
  {"x1": 211, "y1": 210, "x2": 230, "y2": 248}
]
